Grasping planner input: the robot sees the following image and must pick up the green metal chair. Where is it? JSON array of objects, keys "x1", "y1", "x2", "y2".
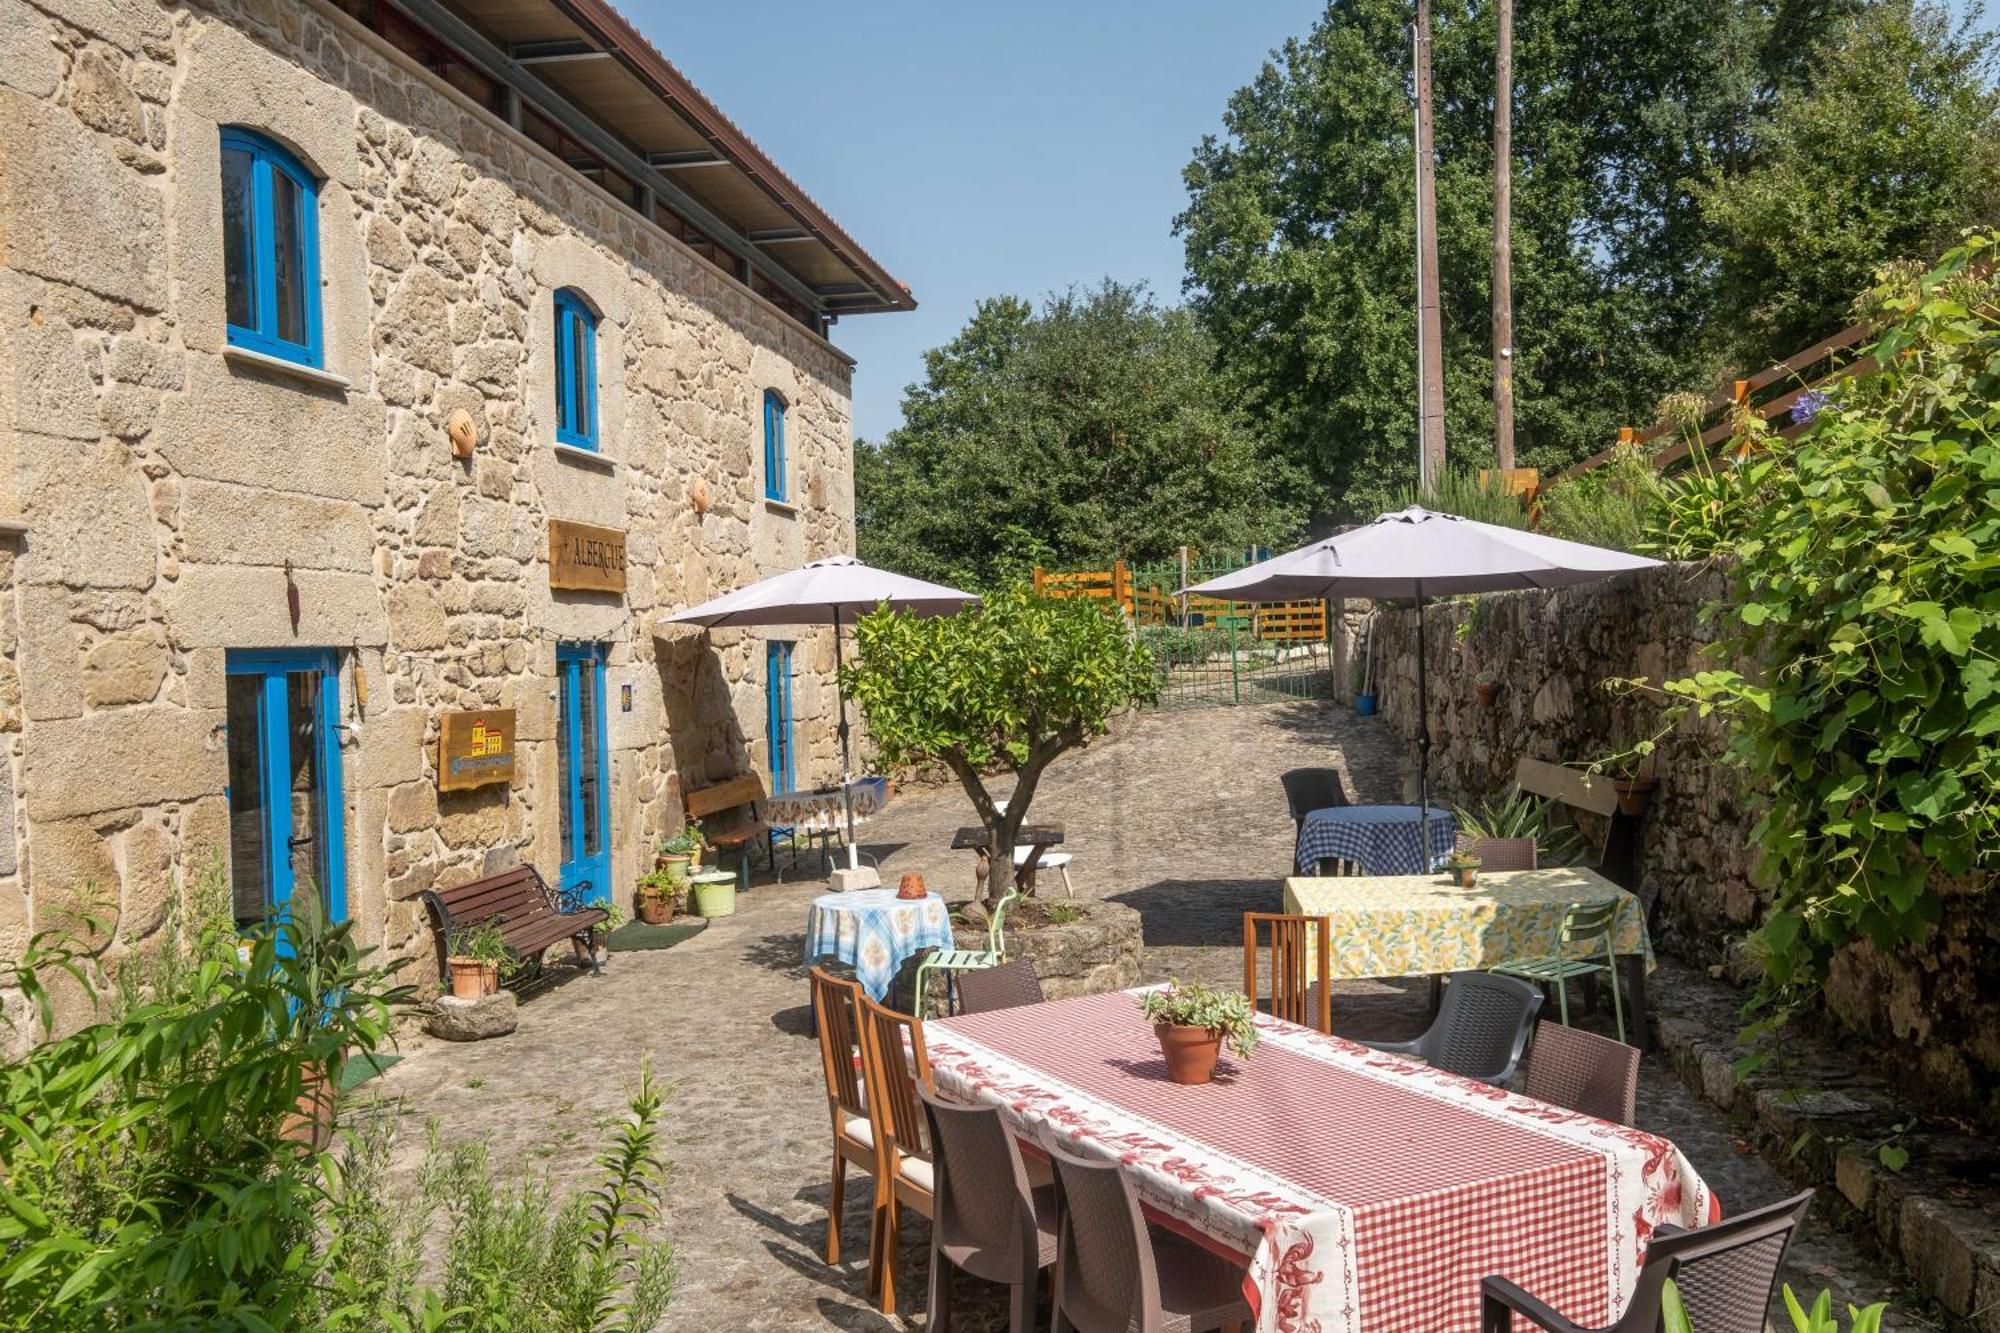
[
  {"x1": 1491, "y1": 899, "x2": 1626, "y2": 1043},
  {"x1": 914, "y1": 886, "x2": 1016, "y2": 1016}
]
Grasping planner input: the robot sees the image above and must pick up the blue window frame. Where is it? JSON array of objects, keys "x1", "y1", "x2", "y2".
[
  {"x1": 223, "y1": 648, "x2": 346, "y2": 933},
  {"x1": 765, "y1": 640, "x2": 795, "y2": 794},
  {"x1": 556, "y1": 642, "x2": 611, "y2": 906},
  {"x1": 763, "y1": 389, "x2": 788, "y2": 501},
  {"x1": 220, "y1": 127, "x2": 323, "y2": 367},
  {"x1": 554, "y1": 289, "x2": 599, "y2": 450}
]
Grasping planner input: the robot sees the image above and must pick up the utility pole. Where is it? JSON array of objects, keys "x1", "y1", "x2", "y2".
[
  {"x1": 1414, "y1": 0, "x2": 1447, "y2": 486},
  {"x1": 1492, "y1": 0, "x2": 1516, "y2": 472}
]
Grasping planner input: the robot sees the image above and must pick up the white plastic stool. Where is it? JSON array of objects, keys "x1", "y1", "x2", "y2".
[{"x1": 1013, "y1": 845, "x2": 1074, "y2": 898}]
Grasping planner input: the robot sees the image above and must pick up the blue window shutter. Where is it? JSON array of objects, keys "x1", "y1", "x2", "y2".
[
  {"x1": 554, "y1": 290, "x2": 599, "y2": 450},
  {"x1": 219, "y1": 128, "x2": 322, "y2": 368},
  {"x1": 763, "y1": 390, "x2": 787, "y2": 501}
]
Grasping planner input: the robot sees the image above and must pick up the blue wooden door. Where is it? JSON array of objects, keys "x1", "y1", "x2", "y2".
[
  {"x1": 557, "y1": 642, "x2": 611, "y2": 906},
  {"x1": 223, "y1": 649, "x2": 346, "y2": 930},
  {"x1": 766, "y1": 640, "x2": 795, "y2": 794}
]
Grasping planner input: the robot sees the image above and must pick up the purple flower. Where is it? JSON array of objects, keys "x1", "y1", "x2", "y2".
[{"x1": 1791, "y1": 388, "x2": 1829, "y2": 426}]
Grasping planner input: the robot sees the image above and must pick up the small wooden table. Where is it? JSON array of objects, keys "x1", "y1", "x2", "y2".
[{"x1": 952, "y1": 822, "x2": 1064, "y2": 898}]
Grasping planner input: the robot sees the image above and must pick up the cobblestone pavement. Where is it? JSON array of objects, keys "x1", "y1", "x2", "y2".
[{"x1": 369, "y1": 700, "x2": 1917, "y2": 1330}]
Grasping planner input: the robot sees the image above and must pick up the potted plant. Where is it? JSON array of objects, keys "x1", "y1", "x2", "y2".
[
  {"x1": 1474, "y1": 669, "x2": 1499, "y2": 707},
  {"x1": 1444, "y1": 849, "x2": 1483, "y2": 889},
  {"x1": 634, "y1": 866, "x2": 686, "y2": 925},
  {"x1": 446, "y1": 919, "x2": 508, "y2": 999},
  {"x1": 1138, "y1": 980, "x2": 1258, "y2": 1085},
  {"x1": 656, "y1": 823, "x2": 705, "y2": 874}
]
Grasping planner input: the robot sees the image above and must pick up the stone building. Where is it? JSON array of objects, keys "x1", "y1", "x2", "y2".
[{"x1": 0, "y1": 0, "x2": 913, "y2": 1022}]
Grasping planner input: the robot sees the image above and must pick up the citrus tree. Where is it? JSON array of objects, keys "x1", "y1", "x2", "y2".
[{"x1": 844, "y1": 586, "x2": 1158, "y2": 906}]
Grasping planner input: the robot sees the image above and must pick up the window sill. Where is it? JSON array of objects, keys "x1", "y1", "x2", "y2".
[
  {"x1": 555, "y1": 442, "x2": 617, "y2": 472},
  {"x1": 222, "y1": 344, "x2": 351, "y2": 392},
  {"x1": 764, "y1": 497, "x2": 798, "y2": 516}
]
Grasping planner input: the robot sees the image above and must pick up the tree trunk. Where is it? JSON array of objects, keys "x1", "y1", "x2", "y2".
[
  {"x1": 1414, "y1": 0, "x2": 1447, "y2": 484},
  {"x1": 1492, "y1": 0, "x2": 1516, "y2": 472}
]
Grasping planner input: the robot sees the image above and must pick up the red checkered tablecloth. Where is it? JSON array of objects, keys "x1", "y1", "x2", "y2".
[{"x1": 927, "y1": 990, "x2": 1710, "y2": 1333}]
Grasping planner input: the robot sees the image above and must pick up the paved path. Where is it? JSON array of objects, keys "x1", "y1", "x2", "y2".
[{"x1": 369, "y1": 700, "x2": 1913, "y2": 1329}]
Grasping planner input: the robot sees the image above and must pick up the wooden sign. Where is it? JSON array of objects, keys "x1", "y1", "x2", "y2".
[
  {"x1": 438, "y1": 708, "x2": 516, "y2": 792},
  {"x1": 549, "y1": 519, "x2": 626, "y2": 593}
]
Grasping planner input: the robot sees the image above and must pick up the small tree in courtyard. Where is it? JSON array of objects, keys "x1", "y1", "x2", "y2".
[{"x1": 844, "y1": 587, "x2": 1158, "y2": 909}]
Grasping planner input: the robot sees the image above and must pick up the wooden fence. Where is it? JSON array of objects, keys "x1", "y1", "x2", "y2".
[{"x1": 1031, "y1": 561, "x2": 1327, "y2": 642}]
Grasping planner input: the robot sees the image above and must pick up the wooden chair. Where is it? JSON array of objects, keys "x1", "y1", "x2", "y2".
[
  {"x1": 810, "y1": 967, "x2": 874, "y2": 1267},
  {"x1": 1522, "y1": 1022, "x2": 1640, "y2": 1125},
  {"x1": 1243, "y1": 912, "x2": 1332, "y2": 1033},
  {"x1": 857, "y1": 991, "x2": 936, "y2": 1317}
]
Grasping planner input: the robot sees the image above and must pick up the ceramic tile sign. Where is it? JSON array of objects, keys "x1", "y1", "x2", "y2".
[
  {"x1": 549, "y1": 519, "x2": 626, "y2": 594},
  {"x1": 438, "y1": 708, "x2": 516, "y2": 792}
]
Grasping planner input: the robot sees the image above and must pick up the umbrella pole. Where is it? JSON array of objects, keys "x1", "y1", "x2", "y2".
[
  {"x1": 1416, "y1": 585, "x2": 1433, "y2": 868},
  {"x1": 834, "y1": 608, "x2": 858, "y2": 870}
]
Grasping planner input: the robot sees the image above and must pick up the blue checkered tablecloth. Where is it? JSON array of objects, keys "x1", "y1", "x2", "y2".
[
  {"x1": 804, "y1": 889, "x2": 953, "y2": 1002},
  {"x1": 1295, "y1": 804, "x2": 1458, "y2": 876}
]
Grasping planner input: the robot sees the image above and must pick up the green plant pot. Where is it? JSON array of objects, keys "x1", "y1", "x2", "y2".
[{"x1": 689, "y1": 878, "x2": 735, "y2": 918}]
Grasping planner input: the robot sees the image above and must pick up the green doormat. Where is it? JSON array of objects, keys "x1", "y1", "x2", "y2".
[
  {"x1": 338, "y1": 1052, "x2": 402, "y2": 1092},
  {"x1": 605, "y1": 918, "x2": 708, "y2": 953}
]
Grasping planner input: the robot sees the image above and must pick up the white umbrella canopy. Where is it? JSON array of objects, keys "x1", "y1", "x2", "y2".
[
  {"x1": 1186, "y1": 507, "x2": 1661, "y2": 851},
  {"x1": 661, "y1": 555, "x2": 979, "y2": 870}
]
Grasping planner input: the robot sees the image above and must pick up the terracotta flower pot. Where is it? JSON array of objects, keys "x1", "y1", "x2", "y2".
[
  {"x1": 448, "y1": 956, "x2": 500, "y2": 1000},
  {"x1": 1450, "y1": 863, "x2": 1480, "y2": 889},
  {"x1": 282, "y1": 1062, "x2": 336, "y2": 1151},
  {"x1": 1612, "y1": 777, "x2": 1656, "y2": 817},
  {"x1": 1475, "y1": 681, "x2": 1499, "y2": 707},
  {"x1": 1154, "y1": 1023, "x2": 1223, "y2": 1085},
  {"x1": 636, "y1": 896, "x2": 675, "y2": 925}
]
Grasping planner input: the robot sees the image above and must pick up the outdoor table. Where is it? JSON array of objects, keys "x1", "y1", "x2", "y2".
[
  {"x1": 1284, "y1": 865, "x2": 1656, "y2": 1048},
  {"x1": 802, "y1": 888, "x2": 952, "y2": 1003},
  {"x1": 928, "y1": 989, "x2": 1713, "y2": 1333},
  {"x1": 951, "y1": 822, "x2": 1063, "y2": 898},
  {"x1": 767, "y1": 779, "x2": 889, "y2": 875},
  {"x1": 1295, "y1": 802, "x2": 1457, "y2": 875}
]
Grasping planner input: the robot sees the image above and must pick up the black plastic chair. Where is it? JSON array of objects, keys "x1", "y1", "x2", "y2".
[
  {"x1": 1481, "y1": 1190, "x2": 1814, "y2": 1332},
  {"x1": 917, "y1": 1084, "x2": 1057, "y2": 1332},
  {"x1": 1364, "y1": 971, "x2": 1542, "y2": 1084},
  {"x1": 1281, "y1": 768, "x2": 1350, "y2": 870}
]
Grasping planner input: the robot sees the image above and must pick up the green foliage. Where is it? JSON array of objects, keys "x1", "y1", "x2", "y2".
[
  {"x1": 844, "y1": 588, "x2": 1157, "y2": 903},
  {"x1": 1649, "y1": 235, "x2": 2000, "y2": 1004},
  {"x1": 656, "y1": 821, "x2": 703, "y2": 856},
  {"x1": 1698, "y1": 0, "x2": 2000, "y2": 363},
  {"x1": 1537, "y1": 446, "x2": 1663, "y2": 553},
  {"x1": 1663, "y1": 1279, "x2": 1886, "y2": 1333},
  {"x1": 1395, "y1": 469, "x2": 1529, "y2": 528},
  {"x1": 634, "y1": 867, "x2": 686, "y2": 906},
  {"x1": 1139, "y1": 981, "x2": 1259, "y2": 1060},
  {"x1": 1453, "y1": 790, "x2": 1585, "y2": 866},
  {"x1": 855, "y1": 281, "x2": 1300, "y2": 587},
  {"x1": 449, "y1": 919, "x2": 510, "y2": 964},
  {"x1": 1178, "y1": 0, "x2": 1870, "y2": 519}
]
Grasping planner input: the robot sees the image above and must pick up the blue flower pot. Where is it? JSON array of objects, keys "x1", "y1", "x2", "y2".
[{"x1": 1354, "y1": 693, "x2": 1377, "y2": 716}]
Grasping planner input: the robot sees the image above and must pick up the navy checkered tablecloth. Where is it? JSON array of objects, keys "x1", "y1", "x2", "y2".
[{"x1": 1296, "y1": 804, "x2": 1458, "y2": 875}]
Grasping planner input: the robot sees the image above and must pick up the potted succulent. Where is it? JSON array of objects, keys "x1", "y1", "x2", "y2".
[
  {"x1": 656, "y1": 822, "x2": 705, "y2": 874},
  {"x1": 446, "y1": 919, "x2": 508, "y2": 999},
  {"x1": 1474, "y1": 669, "x2": 1499, "y2": 707},
  {"x1": 1444, "y1": 849, "x2": 1483, "y2": 889},
  {"x1": 634, "y1": 866, "x2": 686, "y2": 925},
  {"x1": 1138, "y1": 980, "x2": 1258, "y2": 1085}
]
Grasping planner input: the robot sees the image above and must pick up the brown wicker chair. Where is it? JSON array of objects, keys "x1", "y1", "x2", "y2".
[
  {"x1": 916, "y1": 1084, "x2": 1057, "y2": 1331},
  {"x1": 954, "y1": 959, "x2": 1046, "y2": 1014},
  {"x1": 1243, "y1": 912, "x2": 1332, "y2": 1032},
  {"x1": 856, "y1": 991, "x2": 935, "y2": 1317},
  {"x1": 1461, "y1": 835, "x2": 1539, "y2": 871},
  {"x1": 810, "y1": 967, "x2": 874, "y2": 1267},
  {"x1": 1047, "y1": 1144, "x2": 1250, "y2": 1333},
  {"x1": 1482, "y1": 1190, "x2": 1813, "y2": 1333},
  {"x1": 1522, "y1": 1022, "x2": 1640, "y2": 1125}
]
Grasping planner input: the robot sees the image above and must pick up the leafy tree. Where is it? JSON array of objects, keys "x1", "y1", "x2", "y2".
[
  {"x1": 842, "y1": 588, "x2": 1158, "y2": 907},
  {"x1": 855, "y1": 282, "x2": 1298, "y2": 588},
  {"x1": 1176, "y1": 0, "x2": 1875, "y2": 520},
  {"x1": 1698, "y1": 0, "x2": 2000, "y2": 362}
]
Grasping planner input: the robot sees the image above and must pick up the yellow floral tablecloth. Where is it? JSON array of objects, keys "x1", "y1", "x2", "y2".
[{"x1": 1282, "y1": 866, "x2": 1653, "y2": 979}]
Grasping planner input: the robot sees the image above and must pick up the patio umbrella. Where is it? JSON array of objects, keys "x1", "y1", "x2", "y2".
[
  {"x1": 1184, "y1": 506, "x2": 1659, "y2": 849},
  {"x1": 661, "y1": 555, "x2": 978, "y2": 869}
]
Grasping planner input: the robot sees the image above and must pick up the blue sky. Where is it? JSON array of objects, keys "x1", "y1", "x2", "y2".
[{"x1": 621, "y1": 1, "x2": 1325, "y2": 443}]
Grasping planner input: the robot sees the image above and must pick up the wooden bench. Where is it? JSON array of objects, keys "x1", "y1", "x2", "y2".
[
  {"x1": 420, "y1": 863, "x2": 607, "y2": 987},
  {"x1": 685, "y1": 773, "x2": 773, "y2": 890}
]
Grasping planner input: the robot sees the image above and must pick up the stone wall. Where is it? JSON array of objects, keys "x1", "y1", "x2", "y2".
[
  {"x1": 1371, "y1": 562, "x2": 2000, "y2": 1128},
  {"x1": 0, "y1": 0, "x2": 862, "y2": 1032}
]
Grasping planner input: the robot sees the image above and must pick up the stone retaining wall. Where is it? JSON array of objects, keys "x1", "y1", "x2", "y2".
[{"x1": 1370, "y1": 562, "x2": 2000, "y2": 1129}]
